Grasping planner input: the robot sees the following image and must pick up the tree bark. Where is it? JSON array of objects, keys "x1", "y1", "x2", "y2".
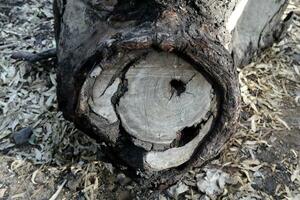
[{"x1": 53, "y1": 0, "x2": 288, "y2": 187}]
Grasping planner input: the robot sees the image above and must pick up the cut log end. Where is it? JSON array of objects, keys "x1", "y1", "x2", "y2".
[
  {"x1": 79, "y1": 51, "x2": 218, "y2": 171},
  {"x1": 54, "y1": 0, "x2": 288, "y2": 187}
]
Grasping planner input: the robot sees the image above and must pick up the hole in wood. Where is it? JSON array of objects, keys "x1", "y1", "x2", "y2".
[
  {"x1": 173, "y1": 124, "x2": 200, "y2": 148},
  {"x1": 170, "y1": 79, "x2": 186, "y2": 97}
]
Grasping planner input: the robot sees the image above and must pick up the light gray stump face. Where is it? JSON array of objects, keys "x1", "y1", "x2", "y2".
[
  {"x1": 82, "y1": 51, "x2": 217, "y2": 170},
  {"x1": 144, "y1": 116, "x2": 214, "y2": 171},
  {"x1": 117, "y1": 52, "x2": 214, "y2": 147}
]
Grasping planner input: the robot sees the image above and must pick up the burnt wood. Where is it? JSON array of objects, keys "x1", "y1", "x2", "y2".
[{"x1": 53, "y1": 0, "x2": 288, "y2": 187}]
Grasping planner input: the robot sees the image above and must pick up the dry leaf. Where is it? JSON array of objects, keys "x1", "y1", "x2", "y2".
[{"x1": 0, "y1": 188, "x2": 7, "y2": 198}]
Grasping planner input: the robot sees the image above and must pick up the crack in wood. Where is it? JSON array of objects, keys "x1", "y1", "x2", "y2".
[
  {"x1": 144, "y1": 114, "x2": 215, "y2": 171},
  {"x1": 116, "y1": 52, "x2": 217, "y2": 152}
]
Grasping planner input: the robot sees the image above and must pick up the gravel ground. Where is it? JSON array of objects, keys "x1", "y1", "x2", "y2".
[{"x1": 0, "y1": 0, "x2": 299, "y2": 199}]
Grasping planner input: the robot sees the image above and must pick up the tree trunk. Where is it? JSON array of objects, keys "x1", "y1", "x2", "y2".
[{"x1": 53, "y1": 0, "x2": 288, "y2": 187}]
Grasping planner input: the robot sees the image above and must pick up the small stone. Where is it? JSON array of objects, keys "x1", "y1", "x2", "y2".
[
  {"x1": 104, "y1": 162, "x2": 114, "y2": 174},
  {"x1": 117, "y1": 173, "x2": 131, "y2": 186},
  {"x1": 167, "y1": 182, "x2": 189, "y2": 199},
  {"x1": 12, "y1": 127, "x2": 33, "y2": 145}
]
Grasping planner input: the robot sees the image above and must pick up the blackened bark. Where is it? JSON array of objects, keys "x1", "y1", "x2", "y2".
[{"x1": 53, "y1": 0, "x2": 288, "y2": 187}]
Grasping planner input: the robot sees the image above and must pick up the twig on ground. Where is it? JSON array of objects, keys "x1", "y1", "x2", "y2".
[
  {"x1": 49, "y1": 179, "x2": 67, "y2": 200},
  {"x1": 11, "y1": 48, "x2": 56, "y2": 62}
]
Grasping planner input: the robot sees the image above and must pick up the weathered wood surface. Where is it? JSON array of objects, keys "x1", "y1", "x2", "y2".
[
  {"x1": 117, "y1": 52, "x2": 215, "y2": 148},
  {"x1": 53, "y1": 0, "x2": 288, "y2": 187}
]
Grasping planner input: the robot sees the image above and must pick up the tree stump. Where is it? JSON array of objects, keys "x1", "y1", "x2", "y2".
[{"x1": 53, "y1": 0, "x2": 288, "y2": 187}]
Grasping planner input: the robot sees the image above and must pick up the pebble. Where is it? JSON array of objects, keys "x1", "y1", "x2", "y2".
[
  {"x1": 12, "y1": 127, "x2": 33, "y2": 145},
  {"x1": 117, "y1": 173, "x2": 131, "y2": 186},
  {"x1": 166, "y1": 182, "x2": 189, "y2": 199}
]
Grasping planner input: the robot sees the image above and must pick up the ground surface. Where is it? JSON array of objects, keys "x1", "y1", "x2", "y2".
[{"x1": 0, "y1": 0, "x2": 300, "y2": 199}]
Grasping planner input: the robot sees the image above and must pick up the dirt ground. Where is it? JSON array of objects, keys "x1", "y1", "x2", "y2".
[{"x1": 0, "y1": 0, "x2": 299, "y2": 200}]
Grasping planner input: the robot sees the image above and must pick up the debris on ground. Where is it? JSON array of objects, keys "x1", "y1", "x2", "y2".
[{"x1": 196, "y1": 168, "x2": 231, "y2": 199}]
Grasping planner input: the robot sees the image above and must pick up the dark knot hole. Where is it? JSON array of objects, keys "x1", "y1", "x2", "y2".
[{"x1": 170, "y1": 79, "x2": 186, "y2": 96}]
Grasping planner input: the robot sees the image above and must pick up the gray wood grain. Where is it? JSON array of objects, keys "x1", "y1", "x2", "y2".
[
  {"x1": 117, "y1": 52, "x2": 214, "y2": 147},
  {"x1": 145, "y1": 116, "x2": 214, "y2": 171}
]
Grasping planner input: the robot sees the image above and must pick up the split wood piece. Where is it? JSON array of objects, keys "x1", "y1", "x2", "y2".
[
  {"x1": 145, "y1": 115, "x2": 214, "y2": 171},
  {"x1": 229, "y1": 0, "x2": 288, "y2": 66}
]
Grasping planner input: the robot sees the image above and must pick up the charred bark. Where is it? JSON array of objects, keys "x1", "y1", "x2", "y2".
[{"x1": 53, "y1": 0, "x2": 288, "y2": 187}]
